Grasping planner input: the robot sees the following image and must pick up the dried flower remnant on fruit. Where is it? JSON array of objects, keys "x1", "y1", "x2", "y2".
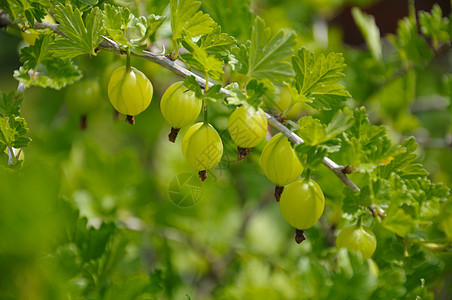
[
  {"x1": 295, "y1": 229, "x2": 306, "y2": 244},
  {"x1": 274, "y1": 186, "x2": 284, "y2": 202}
]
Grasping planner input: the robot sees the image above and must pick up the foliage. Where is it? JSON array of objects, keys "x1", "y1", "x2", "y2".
[{"x1": 0, "y1": 0, "x2": 451, "y2": 299}]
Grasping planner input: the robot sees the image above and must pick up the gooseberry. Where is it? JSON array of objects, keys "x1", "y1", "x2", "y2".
[
  {"x1": 260, "y1": 133, "x2": 303, "y2": 200},
  {"x1": 279, "y1": 178, "x2": 325, "y2": 235},
  {"x1": 160, "y1": 82, "x2": 202, "y2": 142},
  {"x1": 181, "y1": 122, "x2": 223, "y2": 181},
  {"x1": 336, "y1": 224, "x2": 377, "y2": 260},
  {"x1": 228, "y1": 106, "x2": 267, "y2": 160},
  {"x1": 107, "y1": 66, "x2": 153, "y2": 124}
]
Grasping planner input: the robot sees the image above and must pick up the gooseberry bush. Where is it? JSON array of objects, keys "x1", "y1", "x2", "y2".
[{"x1": 0, "y1": 0, "x2": 451, "y2": 299}]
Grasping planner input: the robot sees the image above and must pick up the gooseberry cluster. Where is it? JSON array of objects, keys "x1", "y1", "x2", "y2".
[{"x1": 101, "y1": 63, "x2": 375, "y2": 247}]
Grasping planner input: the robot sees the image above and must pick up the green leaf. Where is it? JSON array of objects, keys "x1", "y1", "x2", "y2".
[
  {"x1": 2, "y1": 0, "x2": 49, "y2": 25},
  {"x1": 295, "y1": 141, "x2": 340, "y2": 169},
  {"x1": 225, "y1": 79, "x2": 266, "y2": 110},
  {"x1": 182, "y1": 76, "x2": 224, "y2": 103},
  {"x1": 391, "y1": 16, "x2": 434, "y2": 65},
  {"x1": 297, "y1": 116, "x2": 328, "y2": 146},
  {"x1": 383, "y1": 208, "x2": 415, "y2": 237},
  {"x1": 377, "y1": 137, "x2": 429, "y2": 179},
  {"x1": 351, "y1": 7, "x2": 382, "y2": 60},
  {"x1": 0, "y1": 116, "x2": 32, "y2": 149},
  {"x1": 326, "y1": 109, "x2": 354, "y2": 138},
  {"x1": 180, "y1": 34, "x2": 224, "y2": 81},
  {"x1": 196, "y1": 25, "x2": 237, "y2": 59},
  {"x1": 229, "y1": 16, "x2": 296, "y2": 84},
  {"x1": 103, "y1": 4, "x2": 165, "y2": 51},
  {"x1": 170, "y1": 0, "x2": 215, "y2": 55},
  {"x1": 0, "y1": 91, "x2": 23, "y2": 117},
  {"x1": 342, "y1": 185, "x2": 371, "y2": 215},
  {"x1": 297, "y1": 110, "x2": 352, "y2": 146},
  {"x1": 14, "y1": 35, "x2": 82, "y2": 89},
  {"x1": 292, "y1": 47, "x2": 350, "y2": 110},
  {"x1": 419, "y1": 4, "x2": 451, "y2": 47},
  {"x1": 49, "y1": 4, "x2": 103, "y2": 58}
]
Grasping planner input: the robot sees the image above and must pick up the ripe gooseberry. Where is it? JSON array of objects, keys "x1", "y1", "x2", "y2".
[
  {"x1": 65, "y1": 80, "x2": 101, "y2": 129},
  {"x1": 181, "y1": 122, "x2": 223, "y2": 181},
  {"x1": 160, "y1": 82, "x2": 202, "y2": 142},
  {"x1": 336, "y1": 224, "x2": 377, "y2": 260},
  {"x1": 260, "y1": 133, "x2": 303, "y2": 200},
  {"x1": 228, "y1": 106, "x2": 267, "y2": 160},
  {"x1": 279, "y1": 178, "x2": 325, "y2": 244},
  {"x1": 107, "y1": 66, "x2": 153, "y2": 124}
]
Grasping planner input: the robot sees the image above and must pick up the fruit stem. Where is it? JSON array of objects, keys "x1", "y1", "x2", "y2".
[
  {"x1": 305, "y1": 168, "x2": 312, "y2": 181},
  {"x1": 203, "y1": 99, "x2": 208, "y2": 125},
  {"x1": 126, "y1": 48, "x2": 131, "y2": 72},
  {"x1": 203, "y1": 73, "x2": 209, "y2": 125},
  {"x1": 357, "y1": 215, "x2": 363, "y2": 228}
]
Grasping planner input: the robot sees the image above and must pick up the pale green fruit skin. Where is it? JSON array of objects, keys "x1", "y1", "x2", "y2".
[
  {"x1": 336, "y1": 225, "x2": 377, "y2": 260},
  {"x1": 107, "y1": 66, "x2": 153, "y2": 116},
  {"x1": 279, "y1": 178, "x2": 325, "y2": 230},
  {"x1": 228, "y1": 106, "x2": 268, "y2": 148},
  {"x1": 182, "y1": 122, "x2": 223, "y2": 171},
  {"x1": 160, "y1": 82, "x2": 201, "y2": 128},
  {"x1": 65, "y1": 80, "x2": 102, "y2": 115},
  {"x1": 260, "y1": 133, "x2": 303, "y2": 186}
]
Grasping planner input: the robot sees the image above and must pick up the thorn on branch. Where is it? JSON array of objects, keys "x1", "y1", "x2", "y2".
[
  {"x1": 342, "y1": 165, "x2": 355, "y2": 174},
  {"x1": 274, "y1": 113, "x2": 287, "y2": 124}
]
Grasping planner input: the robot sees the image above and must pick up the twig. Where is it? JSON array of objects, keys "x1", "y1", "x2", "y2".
[{"x1": 0, "y1": 14, "x2": 360, "y2": 191}]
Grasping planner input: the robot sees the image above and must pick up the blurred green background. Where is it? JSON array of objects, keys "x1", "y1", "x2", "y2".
[{"x1": 0, "y1": 0, "x2": 451, "y2": 299}]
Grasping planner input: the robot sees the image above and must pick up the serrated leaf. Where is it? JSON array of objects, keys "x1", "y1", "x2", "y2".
[
  {"x1": 103, "y1": 4, "x2": 165, "y2": 50},
  {"x1": 295, "y1": 142, "x2": 339, "y2": 169},
  {"x1": 180, "y1": 34, "x2": 224, "y2": 81},
  {"x1": 0, "y1": 116, "x2": 31, "y2": 149},
  {"x1": 14, "y1": 35, "x2": 82, "y2": 89},
  {"x1": 196, "y1": 25, "x2": 237, "y2": 59},
  {"x1": 2, "y1": 0, "x2": 49, "y2": 25},
  {"x1": 225, "y1": 80, "x2": 265, "y2": 110},
  {"x1": 230, "y1": 16, "x2": 296, "y2": 83},
  {"x1": 49, "y1": 4, "x2": 103, "y2": 58},
  {"x1": 419, "y1": 4, "x2": 450, "y2": 47},
  {"x1": 383, "y1": 208, "x2": 415, "y2": 237},
  {"x1": 201, "y1": 0, "x2": 253, "y2": 41},
  {"x1": 352, "y1": 7, "x2": 382, "y2": 60},
  {"x1": 377, "y1": 137, "x2": 429, "y2": 179},
  {"x1": 297, "y1": 116, "x2": 328, "y2": 146},
  {"x1": 292, "y1": 47, "x2": 350, "y2": 110},
  {"x1": 170, "y1": 0, "x2": 215, "y2": 56},
  {"x1": 0, "y1": 91, "x2": 23, "y2": 117},
  {"x1": 391, "y1": 16, "x2": 434, "y2": 65},
  {"x1": 326, "y1": 109, "x2": 353, "y2": 138}
]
